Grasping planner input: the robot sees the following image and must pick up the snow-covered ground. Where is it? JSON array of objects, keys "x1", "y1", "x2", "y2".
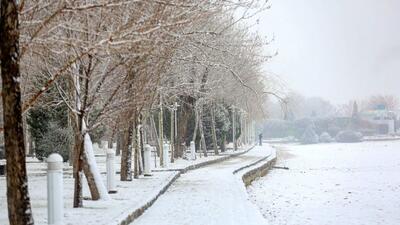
[
  {"x1": 248, "y1": 141, "x2": 400, "y2": 225},
  {"x1": 131, "y1": 145, "x2": 274, "y2": 225},
  {"x1": 0, "y1": 166, "x2": 178, "y2": 225},
  {"x1": 0, "y1": 146, "x2": 252, "y2": 225}
]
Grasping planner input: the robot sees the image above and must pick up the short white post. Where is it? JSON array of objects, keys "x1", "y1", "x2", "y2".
[
  {"x1": 106, "y1": 149, "x2": 117, "y2": 194},
  {"x1": 190, "y1": 141, "x2": 196, "y2": 160},
  {"x1": 163, "y1": 142, "x2": 169, "y2": 167},
  {"x1": 112, "y1": 142, "x2": 117, "y2": 150},
  {"x1": 144, "y1": 144, "x2": 152, "y2": 175},
  {"x1": 47, "y1": 153, "x2": 63, "y2": 225}
]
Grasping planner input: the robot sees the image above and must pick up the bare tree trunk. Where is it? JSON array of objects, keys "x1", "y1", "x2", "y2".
[
  {"x1": 220, "y1": 132, "x2": 226, "y2": 152},
  {"x1": 192, "y1": 107, "x2": 199, "y2": 144},
  {"x1": 139, "y1": 120, "x2": 146, "y2": 174},
  {"x1": 0, "y1": 1, "x2": 35, "y2": 222},
  {"x1": 150, "y1": 115, "x2": 160, "y2": 156},
  {"x1": 232, "y1": 107, "x2": 237, "y2": 151},
  {"x1": 73, "y1": 132, "x2": 84, "y2": 207},
  {"x1": 210, "y1": 105, "x2": 219, "y2": 155},
  {"x1": 68, "y1": 111, "x2": 74, "y2": 166},
  {"x1": 23, "y1": 114, "x2": 30, "y2": 156},
  {"x1": 175, "y1": 96, "x2": 194, "y2": 158},
  {"x1": 159, "y1": 102, "x2": 164, "y2": 167},
  {"x1": 73, "y1": 121, "x2": 106, "y2": 206},
  {"x1": 120, "y1": 124, "x2": 133, "y2": 181},
  {"x1": 133, "y1": 118, "x2": 139, "y2": 179},
  {"x1": 139, "y1": 121, "x2": 144, "y2": 174},
  {"x1": 116, "y1": 132, "x2": 121, "y2": 156},
  {"x1": 198, "y1": 107, "x2": 207, "y2": 157},
  {"x1": 170, "y1": 109, "x2": 175, "y2": 163}
]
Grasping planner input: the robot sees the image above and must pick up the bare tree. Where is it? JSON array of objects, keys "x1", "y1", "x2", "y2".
[{"x1": 0, "y1": 0, "x2": 34, "y2": 224}]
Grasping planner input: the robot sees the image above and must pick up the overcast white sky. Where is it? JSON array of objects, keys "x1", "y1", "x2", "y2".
[{"x1": 254, "y1": 0, "x2": 400, "y2": 104}]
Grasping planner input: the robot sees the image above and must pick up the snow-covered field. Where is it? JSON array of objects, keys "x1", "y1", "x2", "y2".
[{"x1": 248, "y1": 141, "x2": 400, "y2": 225}]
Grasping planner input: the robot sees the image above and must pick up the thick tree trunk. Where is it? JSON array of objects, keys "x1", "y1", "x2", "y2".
[
  {"x1": 175, "y1": 96, "x2": 195, "y2": 158},
  {"x1": 210, "y1": 106, "x2": 219, "y2": 155},
  {"x1": 120, "y1": 124, "x2": 133, "y2": 181},
  {"x1": 1, "y1": 1, "x2": 35, "y2": 223}
]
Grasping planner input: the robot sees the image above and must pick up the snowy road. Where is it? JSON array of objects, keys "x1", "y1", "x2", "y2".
[
  {"x1": 131, "y1": 146, "x2": 272, "y2": 225},
  {"x1": 248, "y1": 141, "x2": 400, "y2": 225}
]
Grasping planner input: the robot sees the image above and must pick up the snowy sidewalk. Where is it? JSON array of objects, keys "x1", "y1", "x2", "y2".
[
  {"x1": 0, "y1": 146, "x2": 254, "y2": 225},
  {"x1": 131, "y1": 145, "x2": 274, "y2": 225}
]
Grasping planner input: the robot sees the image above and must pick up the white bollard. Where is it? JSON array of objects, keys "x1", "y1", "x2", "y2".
[
  {"x1": 143, "y1": 144, "x2": 152, "y2": 175},
  {"x1": 112, "y1": 142, "x2": 117, "y2": 150},
  {"x1": 163, "y1": 142, "x2": 169, "y2": 168},
  {"x1": 47, "y1": 153, "x2": 63, "y2": 225},
  {"x1": 190, "y1": 141, "x2": 196, "y2": 160},
  {"x1": 106, "y1": 149, "x2": 117, "y2": 194}
]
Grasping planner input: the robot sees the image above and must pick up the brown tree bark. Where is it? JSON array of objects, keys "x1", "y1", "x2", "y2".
[
  {"x1": 210, "y1": 105, "x2": 219, "y2": 155},
  {"x1": 150, "y1": 115, "x2": 160, "y2": 156},
  {"x1": 133, "y1": 118, "x2": 139, "y2": 179},
  {"x1": 116, "y1": 132, "x2": 121, "y2": 156},
  {"x1": 139, "y1": 122, "x2": 145, "y2": 174},
  {"x1": 72, "y1": 122, "x2": 102, "y2": 206},
  {"x1": 192, "y1": 108, "x2": 199, "y2": 145},
  {"x1": 73, "y1": 132, "x2": 84, "y2": 207},
  {"x1": 175, "y1": 96, "x2": 195, "y2": 158},
  {"x1": 0, "y1": 1, "x2": 35, "y2": 223},
  {"x1": 120, "y1": 124, "x2": 133, "y2": 181},
  {"x1": 170, "y1": 109, "x2": 175, "y2": 163},
  {"x1": 198, "y1": 107, "x2": 207, "y2": 157}
]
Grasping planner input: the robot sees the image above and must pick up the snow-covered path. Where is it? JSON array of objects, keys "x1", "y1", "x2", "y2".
[
  {"x1": 131, "y1": 146, "x2": 272, "y2": 225},
  {"x1": 248, "y1": 141, "x2": 400, "y2": 225}
]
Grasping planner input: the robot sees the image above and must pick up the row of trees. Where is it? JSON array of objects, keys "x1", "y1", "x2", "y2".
[
  {"x1": 266, "y1": 92, "x2": 400, "y2": 120},
  {"x1": 1, "y1": 1, "x2": 274, "y2": 224}
]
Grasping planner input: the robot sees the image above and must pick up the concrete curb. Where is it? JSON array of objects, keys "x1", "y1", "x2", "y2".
[
  {"x1": 116, "y1": 145, "x2": 256, "y2": 225},
  {"x1": 118, "y1": 172, "x2": 181, "y2": 225},
  {"x1": 234, "y1": 147, "x2": 277, "y2": 187},
  {"x1": 181, "y1": 145, "x2": 256, "y2": 174}
]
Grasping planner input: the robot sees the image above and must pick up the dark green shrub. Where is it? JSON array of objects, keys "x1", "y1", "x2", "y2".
[
  {"x1": 335, "y1": 130, "x2": 363, "y2": 143},
  {"x1": 35, "y1": 123, "x2": 72, "y2": 162}
]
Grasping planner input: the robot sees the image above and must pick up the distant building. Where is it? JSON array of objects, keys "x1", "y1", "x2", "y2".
[{"x1": 359, "y1": 109, "x2": 397, "y2": 134}]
